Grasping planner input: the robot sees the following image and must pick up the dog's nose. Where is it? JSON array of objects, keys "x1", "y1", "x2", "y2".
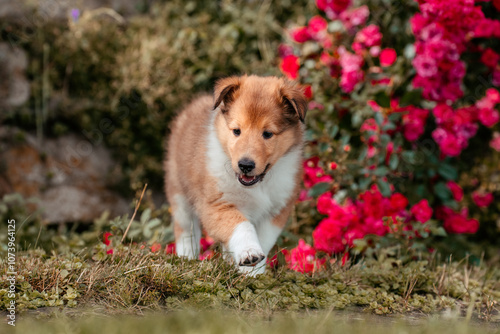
[{"x1": 238, "y1": 158, "x2": 255, "y2": 174}]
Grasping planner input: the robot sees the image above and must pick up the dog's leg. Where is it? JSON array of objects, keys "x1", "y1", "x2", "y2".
[
  {"x1": 253, "y1": 201, "x2": 296, "y2": 274},
  {"x1": 172, "y1": 195, "x2": 201, "y2": 259},
  {"x1": 200, "y1": 201, "x2": 264, "y2": 271},
  {"x1": 252, "y1": 220, "x2": 284, "y2": 275}
]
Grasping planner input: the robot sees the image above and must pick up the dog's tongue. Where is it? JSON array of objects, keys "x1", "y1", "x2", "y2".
[{"x1": 242, "y1": 175, "x2": 256, "y2": 182}]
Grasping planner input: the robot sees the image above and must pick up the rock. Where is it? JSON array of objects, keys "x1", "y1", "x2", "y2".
[
  {"x1": 0, "y1": 127, "x2": 130, "y2": 223},
  {"x1": 0, "y1": 43, "x2": 30, "y2": 109}
]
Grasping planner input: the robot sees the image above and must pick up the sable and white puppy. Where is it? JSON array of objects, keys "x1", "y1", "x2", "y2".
[{"x1": 164, "y1": 75, "x2": 307, "y2": 275}]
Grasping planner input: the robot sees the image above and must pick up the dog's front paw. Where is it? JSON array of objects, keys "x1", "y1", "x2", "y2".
[{"x1": 237, "y1": 248, "x2": 265, "y2": 267}]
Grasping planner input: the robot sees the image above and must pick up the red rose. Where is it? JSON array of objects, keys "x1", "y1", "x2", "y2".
[
  {"x1": 443, "y1": 214, "x2": 479, "y2": 234},
  {"x1": 446, "y1": 181, "x2": 464, "y2": 202},
  {"x1": 286, "y1": 239, "x2": 325, "y2": 273},
  {"x1": 380, "y1": 48, "x2": 397, "y2": 67},
  {"x1": 316, "y1": 0, "x2": 351, "y2": 14},
  {"x1": 151, "y1": 242, "x2": 162, "y2": 253},
  {"x1": 472, "y1": 191, "x2": 494, "y2": 208},
  {"x1": 200, "y1": 236, "x2": 214, "y2": 252},
  {"x1": 389, "y1": 193, "x2": 409, "y2": 212},
  {"x1": 304, "y1": 85, "x2": 313, "y2": 99},
  {"x1": 280, "y1": 55, "x2": 300, "y2": 80},
  {"x1": 313, "y1": 218, "x2": 345, "y2": 254},
  {"x1": 480, "y1": 48, "x2": 500, "y2": 69},
  {"x1": 410, "y1": 199, "x2": 433, "y2": 223},
  {"x1": 103, "y1": 232, "x2": 113, "y2": 246},
  {"x1": 165, "y1": 242, "x2": 176, "y2": 254},
  {"x1": 290, "y1": 27, "x2": 311, "y2": 43}
]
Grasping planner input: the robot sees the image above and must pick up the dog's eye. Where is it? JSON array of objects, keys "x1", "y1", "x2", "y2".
[
  {"x1": 233, "y1": 129, "x2": 241, "y2": 137},
  {"x1": 262, "y1": 131, "x2": 274, "y2": 139}
]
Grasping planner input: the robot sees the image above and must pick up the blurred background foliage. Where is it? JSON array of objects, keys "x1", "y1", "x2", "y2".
[{"x1": 2, "y1": 0, "x2": 315, "y2": 192}]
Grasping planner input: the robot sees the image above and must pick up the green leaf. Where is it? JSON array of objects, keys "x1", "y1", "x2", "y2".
[
  {"x1": 382, "y1": 122, "x2": 396, "y2": 131},
  {"x1": 319, "y1": 142, "x2": 330, "y2": 153},
  {"x1": 427, "y1": 168, "x2": 436, "y2": 178},
  {"x1": 140, "y1": 208, "x2": 151, "y2": 224},
  {"x1": 373, "y1": 166, "x2": 389, "y2": 176},
  {"x1": 377, "y1": 179, "x2": 391, "y2": 197},
  {"x1": 433, "y1": 226, "x2": 447, "y2": 237},
  {"x1": 148, "y1": 218, "x2": 161, "y2": 228},
  {"x1": 351, "y1": 112, "x2": 363, "y2": 127},
  {"x1": 305, "y1": 129, "x2": 316, "y2": 142},
  {"x1": 388, "y1": 113, "x2": 401, "y2": 122},
  {"x1": 399, "y1": 90, "x2": 422, "y2": 107},
  {"x1": 389, "y1": 154, "x2": 399, "y2": 170},
  {"x1": 358, "y1": 146, "x2": 368, "y2": 161},
  {"x1": 443, "y1": 200, "x2": 459, "y2": 210},
  {"x1": 434, "y1": 182, "x2": 452, "y2": 201},
  {"x1": 329, "y1": 124, "x2": 339, "y2": 138},
  {"x1": 340, "y1": 133, "x2": 351, "y2": 145},
  {"x1": 308, "y1": 182, "x2": 331, "y2": 197},
  {"x1": 438, "y1": 163, "x2": 458, "y2": 180},
  {"x1": 374, "y1": 111, "x2": 384, "y2": 125},
  {"x1": 380, "y1": 134, "x2": 391, "y2": 146},
  {"x1": 374, "y1": 91, "x2": 391, "y2": 108},
  {"x1": 416, "y1": 184, "x2": 427, "y2": 198},
  {"x1": 358, "y1": 177, "x2": 372, "y2": 190},
  {"x1": 401, "y1": 151, "x2": 416, "y2": 164}
]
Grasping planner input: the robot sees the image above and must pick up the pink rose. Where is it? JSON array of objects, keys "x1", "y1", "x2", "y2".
[
  {"x1": 339, "y1": 5, "x2": 369, "y2": 29},
  {"x1": 354, "y1": 24, "x2": 382, "y2": 48},
  {"x1": 308, "y1": 16, "x2": 328, "y2": 35},
  {"x1": 490, "y1": 132, "x2": 500, "y2": 152},
  {"x1": 478, "y1": 108, "x2": 499, "y2": 127}
]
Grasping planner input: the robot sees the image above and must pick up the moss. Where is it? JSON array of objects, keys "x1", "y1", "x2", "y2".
[{"x1": 1, "y1": 247, "x2": 498, "y2": 320}]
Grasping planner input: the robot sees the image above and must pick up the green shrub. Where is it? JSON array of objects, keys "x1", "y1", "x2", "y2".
[{"x1": 2, "y1": 0, "x2": 315, "y2": 191}]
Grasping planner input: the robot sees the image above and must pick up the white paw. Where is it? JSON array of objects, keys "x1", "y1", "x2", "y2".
[
  {"x1": 228, "y1": 221, "x2": 265, "y2": 268},
  {"x1": 236, "y1": 248, "x2": 265, "y2": 267},
  {"x1": 238, "y1": 257, "x2": 267, "y2": 276}
]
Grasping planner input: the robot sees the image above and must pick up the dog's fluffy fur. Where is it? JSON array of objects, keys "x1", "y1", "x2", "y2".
[{"x1": 164, "y1": 75, "x2": 307, "y2": 275}]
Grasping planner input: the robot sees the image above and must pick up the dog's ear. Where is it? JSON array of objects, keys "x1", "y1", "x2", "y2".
[
  {"x1": 213, "y1": 76, "x2": 241, "y2": 111},
  {"x1": 280, "y1": 82, "x2": 308, "y2": 124}
]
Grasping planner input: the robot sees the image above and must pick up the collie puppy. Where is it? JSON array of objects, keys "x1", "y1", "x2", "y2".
[{"x1": 164, "y1": 75, "x2": 307, "y2": 275}]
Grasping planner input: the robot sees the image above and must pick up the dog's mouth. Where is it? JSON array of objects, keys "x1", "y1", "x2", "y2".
[
  {"x1": 237, "y1": 164, "x2": 270, "y2": 187},
  {"x1": 237, "y1": 174, "x2": 263, "y2": 186}
]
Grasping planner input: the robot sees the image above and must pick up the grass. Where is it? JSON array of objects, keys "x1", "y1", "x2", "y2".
[{"x1": 1, "y1": 245, "x2": 499, "y2": 321}]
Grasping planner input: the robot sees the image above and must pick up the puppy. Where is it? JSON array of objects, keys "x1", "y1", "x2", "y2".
[{"x1": 164, "y1": 75, "x2": 307, "y2": 275}]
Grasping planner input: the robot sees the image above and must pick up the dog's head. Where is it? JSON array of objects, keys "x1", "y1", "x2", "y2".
[{"x1": 213, "y1": 75, "x2": 307, "y2": 187}]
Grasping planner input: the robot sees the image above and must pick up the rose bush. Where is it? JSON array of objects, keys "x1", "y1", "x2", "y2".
[{"x1": 278, "y1": 0, "x2": 500, "y2": 272}]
